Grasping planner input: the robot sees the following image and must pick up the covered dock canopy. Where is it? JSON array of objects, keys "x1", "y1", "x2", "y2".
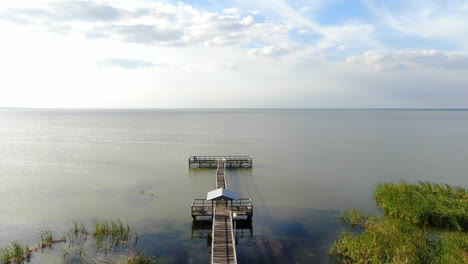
[{"x1": 207, "y1": 188, "x2": 238, "y2": 201}]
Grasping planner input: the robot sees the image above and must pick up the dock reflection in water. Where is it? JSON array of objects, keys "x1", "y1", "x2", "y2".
[{"x1": 192, "y1": 219, "x2": 253, "y2": 243}]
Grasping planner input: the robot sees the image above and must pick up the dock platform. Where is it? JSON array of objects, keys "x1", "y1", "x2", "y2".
[{"x1": 189, "y1": 156, "x2": 252, "y2": 168}]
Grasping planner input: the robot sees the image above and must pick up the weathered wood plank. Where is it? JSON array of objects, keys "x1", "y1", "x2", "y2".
[{"x1": 211, "y1": 207, "x2": 237, "y2": 264}]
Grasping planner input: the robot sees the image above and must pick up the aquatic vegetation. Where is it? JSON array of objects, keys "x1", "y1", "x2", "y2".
[
  {"x1": 23, "y1": 245, "x2": 30, "y2": 259},
  {"x1": 80, "y1": 222, "x2": 88, "y2": 236},
  {"x1": 1, "y1": 245, "x2": 12, "y2": 264},
  {"x1": 437, "y1": 232, "x2": 468, "y2": 264},
  {"x1": 375, "y1": 181, "x2": 468, "y2": 230},
  {"x1": 71, "y1": 221, "x2": 80, "y2": 235},
  {"x1": 9, "y1": 243, "x2": 22, "y2": 263},
  {"x1": 92, "y1": 219, "x2": 132, "y2": 243},
  {"x1": 340, "y1": 208, "x2": 373, "y2": 227},
  {"x1": 114, "y1": 252, "x2": 158, "y2": 264},
  {"x1": 0, "y1": 249, "x2": 9, "y2": 264},
  {"x1": 0, "y1": 242, "x2": 29, "y2": 264},
  {"x1": 0, "y1": 218, "x2": 139, "y2": 263},
  {"x1": 331, "y1": 209, "x2": 468, "y2": 264},
  {"x1": 40, "y1": 230, "x2": 53, "y2": 245}
]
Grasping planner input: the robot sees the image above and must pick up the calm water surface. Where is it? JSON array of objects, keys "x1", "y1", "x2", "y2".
[{"x1": 0, "y1": 109, "x2": 467, "y2": 263}]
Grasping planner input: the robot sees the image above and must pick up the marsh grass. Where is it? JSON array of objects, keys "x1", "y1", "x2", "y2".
[
  {"x1": 40, "y1": 230, "x2": 53, "y2": 245},
  {"x1": 331, "y1": 209, "x2": 468, "y2": 264},
  {"x1": 9, "y1": 243, "x2": 22, "y2": 263},
  {"x1": 115, "y1": 252, "x2": 158, "y2": 264},
  {"x1": 340, "y1": 208, "x2": 375, "y2": 227},
  {"x1": 375, "y1": 181, "x2": 468, "y2": 230},
  {"x1": 92, "y1": 219, "x2": 133, "y2": 247},
  {"x1": 0, "y1": 242, "x2": 29, "y2": 264},
  {"x1": 0, "y1": 218, "x2": 140, "y2": 263}
]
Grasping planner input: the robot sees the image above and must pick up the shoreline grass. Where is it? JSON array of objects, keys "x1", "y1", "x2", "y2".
[
  {"x1": 330, "y1": 210, "x2": 468, "y2": 264},
  {"x1": 375, "y1": 181, "x2": 468, "y2": 230}
]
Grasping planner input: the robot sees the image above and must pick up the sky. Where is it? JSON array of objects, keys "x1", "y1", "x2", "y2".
[{"x1": 1, "y1": 0, "x2": 468, "y2": 108}]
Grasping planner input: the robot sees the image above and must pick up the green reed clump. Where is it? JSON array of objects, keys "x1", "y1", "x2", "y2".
[
  {"x1": 9, "y1": 243, "x2": 22, "y2": 263},
  {"x1": 436, "y1": 232, "x2": 468, "y2": 264},
  {"x1": 1, "y1": 219, "x2": 138, "y2": 263},
  {"x1": 70, "y1": 221, "x2": 89, "y2": 237},
  {"x1": 330, "y1": 209, "x2": 468, "y2": 264},
  {"x1": 375, "y1": 181, "x2": 468, "y2": 230},
  {"x1": 40, "y1": 230, "x2": 53, "y2": 245},
  {"x1": 0, "y1": 242, "x2": 27, "y2": 264},
  {"x1": 114, "y1": 252, "x2": 159, "y2": 264},
  {"x1": 92, "y1": 219, "x2": 133, "y2": 245},
  {"x1": 0, "y1": 248, "x2": 9, "y2": 264},
  {"x1": 340, "y1": 208, "x2": 374, "y2": 227}
]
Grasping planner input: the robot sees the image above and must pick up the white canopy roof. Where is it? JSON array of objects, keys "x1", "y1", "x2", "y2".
[{"x1": 207, "y1": 188, "x2": 238, "y2": 201}]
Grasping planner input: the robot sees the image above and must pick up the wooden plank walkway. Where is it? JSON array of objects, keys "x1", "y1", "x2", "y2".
[
  {"x1": 216, "y1": 159, "x2": 227, "y2": 189},
  {"x1": 211, "y1": 206, "x2": 237, "y2": 264},
  {"x1": 211, "y1": 160, "x2": 237, "y2": 264}
]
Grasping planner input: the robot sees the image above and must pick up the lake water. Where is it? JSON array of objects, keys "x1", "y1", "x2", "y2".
[{"x1": 0, "y1": 109, "x2": 467, "y2": 263}]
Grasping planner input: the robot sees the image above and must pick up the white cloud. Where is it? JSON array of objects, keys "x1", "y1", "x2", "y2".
[
  {"x1": 99, "y1": 58, "x2": 154, "y2": 69},
  {"x1": 0, "y1": 1, "x2": 285, "y2": 48},
  {"x1": 0, "y1": 0, "x2": 468, "y2": 108},
  {"x1": 233, "y1": 0, "x2": 382, "y2": 51},
  {"x1": 346, "y1": 49, "x2": 468, "y2": 71},
  {"x1": 363, "y1": 0, "x2": 468, "y2": 48},
  {"x1": 223, "y1": 8, "x2": 241, "y2": 14},
  {"x1": 336, "y1": 45, "x2": 350, "y2": 51},
  {"x1": 247, "y1": 44, "x2": 295, "y2": 57}
]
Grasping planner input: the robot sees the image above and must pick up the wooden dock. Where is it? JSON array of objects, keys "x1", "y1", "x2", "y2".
[
  {"x1": 189, "y1": 156, "x2": 252, "y2": 168},
  {"x1": 216, "y1": 159, "x2": 227, "y2": 189},
  {"x1": 191, "y1": 198, "x2": 253, "y2": 219},
  {"x1": 190, "y1": 156, "x2": 253, "y2": 264},
  {"x1": 212, "y1": 206, "x2": 237, "y2": 264}
]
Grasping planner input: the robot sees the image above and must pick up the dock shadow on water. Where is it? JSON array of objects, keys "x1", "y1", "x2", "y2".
[
  {"x1": 234, "y1": 207, "x2": 340, "y2": 264},
  {"x1": 187, "y1": 207, "x2": 340, "y2": 264}
]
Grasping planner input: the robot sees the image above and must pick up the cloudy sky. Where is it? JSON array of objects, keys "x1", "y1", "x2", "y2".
[{"x1": 1, "y1": 0, "x2": 468, "y2": 108}]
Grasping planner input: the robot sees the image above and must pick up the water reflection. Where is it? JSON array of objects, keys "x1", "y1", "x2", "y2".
[{"x1": 191, "y1": 219, "x2": 253, "y2": 242}]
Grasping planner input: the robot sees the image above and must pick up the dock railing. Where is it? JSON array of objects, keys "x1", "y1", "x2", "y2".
[
  {"x1": 189, "y1": 156, "x2": 252, "y2": 161},
  {"x1": 192, "y1": 198, "x2": 252, "y2": 218},
  {"x1": 189, "y1": 156, "x2": 252, "y2": 168},
  {"x1": 229, "y1": 209, "x2": 238, "y2": 263},
  {"x1": 216, "y1": 159, "x2": 227, "y2": 189},
  {"x1": 191, "y1": 199, "x2": 214, "y2": 217}
]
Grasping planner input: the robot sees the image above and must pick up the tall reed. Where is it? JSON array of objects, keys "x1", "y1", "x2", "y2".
[
  {"x1": 331, "y1": 209, "x2": 468, "y2": 264},
  {"x1": 375, "y1": 181, "x2": 468, "y2": 230}
]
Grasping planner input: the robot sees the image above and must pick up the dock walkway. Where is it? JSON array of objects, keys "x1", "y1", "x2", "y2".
[
  {"x1": 211, "y1": 160, "x2": 236, "y2": 264},
  {"x1": 190, "y1": 156, "x2": 253, "y2": 264},
  {"x1": 216, "y1": 159, "x2": 227, "y2": 189},
  {"x1": 211, "y1": 206, "x2": 237, "y2": 264}
]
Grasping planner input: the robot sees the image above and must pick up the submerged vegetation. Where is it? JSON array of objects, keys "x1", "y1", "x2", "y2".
[
  {"x1": 0, "y1": 219, "x2": 154, "y2": 264},
  {"x1": 115, "y1": 252, "x2": 159, "y2": 264},
  {"x1": 331, "y1": 181, "x2": 468, "y2": 264},
  {"x1": 375, "y1": 181, "x2": 468, "y2": 230}
]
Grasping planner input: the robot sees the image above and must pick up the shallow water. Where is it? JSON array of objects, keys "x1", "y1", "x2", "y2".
[{"x1": 0, "y1": 109, "x2": 467, "y2": 263}]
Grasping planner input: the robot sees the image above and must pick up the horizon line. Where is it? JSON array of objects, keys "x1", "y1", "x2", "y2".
[{"x1": 1, "y1": 107, "x2": 468, "y2": 111}]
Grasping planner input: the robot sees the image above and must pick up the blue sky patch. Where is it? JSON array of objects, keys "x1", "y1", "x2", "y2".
[{"x1": 316, "y1": 0, "x2": 371, "y2": 25}]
